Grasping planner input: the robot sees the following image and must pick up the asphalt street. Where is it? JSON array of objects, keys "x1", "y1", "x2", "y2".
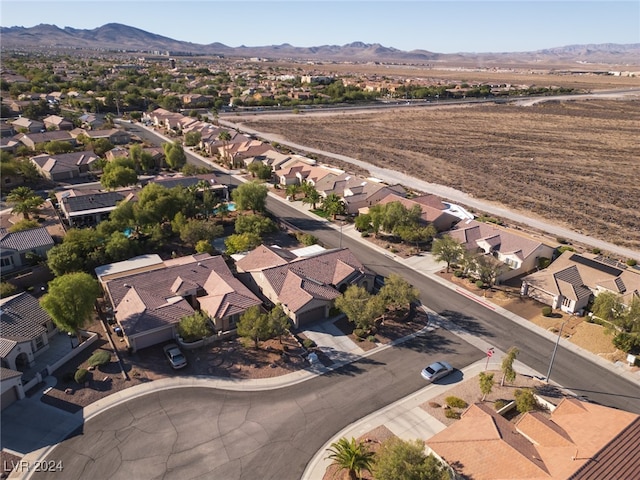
[{"x1": 30, "y1": 331, "x2": 480, "y2": 480}]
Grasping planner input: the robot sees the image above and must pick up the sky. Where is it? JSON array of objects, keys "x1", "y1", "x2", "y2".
[{"x1": 1, "y1": 1, "x2": 638, "y2": 54}]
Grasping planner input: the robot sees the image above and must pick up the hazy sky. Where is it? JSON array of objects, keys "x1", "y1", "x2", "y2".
[{"x1": 1, "y1": 1, "x2": 638, "y2": 53}]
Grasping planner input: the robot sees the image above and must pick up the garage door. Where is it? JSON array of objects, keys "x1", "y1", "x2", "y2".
[
  {"x1": 132, "y1": 327, "x2": 174, "y2": 351},
  {"x1": 298, "y1": 306, "x2": 327, "y2": 327},
  {"x1": 1, "y1": 387, "x2": 18, "y2": 410}
]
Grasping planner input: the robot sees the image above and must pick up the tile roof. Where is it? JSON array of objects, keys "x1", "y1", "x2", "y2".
[
  {"x1": 31, "y1": 150, "x2": 98, "y2": 174},
  {"x1": 378, "y1": 193, "x2": 452, "y2": 225},
  {"x1": 235, "y1": 244, "x2": 297, "y2": 272},
  {"x1": 0, "y1": 292, "x2": 51, "y2": 341},
  {"x1": 0, "y1": 366, "x2": 22, "y2": 381},
  {"x1": 105, "y1": 254, "x2": 260, "y2": 336},
  {"x1": 0, "y1": 227, "x2": 54, "y2": 252}
]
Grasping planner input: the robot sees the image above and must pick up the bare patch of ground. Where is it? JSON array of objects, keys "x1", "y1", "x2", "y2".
[{"x1": 240, "y1": 99, "x2": 640, "y2": 250}]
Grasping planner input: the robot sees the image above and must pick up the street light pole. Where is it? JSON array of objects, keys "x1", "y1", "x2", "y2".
[
  {"x1": 546, "y1": 316, "x2": 570, "y2": 382},
  {"x1": 339, "y1": 221, "x2": 343, "y2": 248}
]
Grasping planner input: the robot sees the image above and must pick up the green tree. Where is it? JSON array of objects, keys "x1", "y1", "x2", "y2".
[
  {"x1": 373, "y1": 437, "x2": 450, "y2": 480},
  {"x1": 163, "y1": 141, "x2": 187, "y2": 170},
  {"x1": 40, "y1": 272, "x2": 100, "y2": 341},
  {"x1": 322, "y1": 193, "x2": 346, "y2": 219},
  {"x1": 474, "y1": 254, "x2": 505, "y2": 289},
  {"x1": 501, "y1": 346, "x2": 519, "y2": 386},
  {"x1": 7, "y1": 186, "x2": 44, "y2": 220},
  {"x1": 514, "y1": 388, "x2": 537, "y2": 413},
  {"x1": 301, "y1": 186, "x2": 321, "y2": 210},
  {"x1": 47, "y1": 242, "x2": 84, "y2": 276},
  {"x1": 479, "y1": 371, "x2": 494, "y2": 401},
  {"x1": 325, "y1": 437, "x2": 374, "y2": 480},
  {"x1": 89, "y1": 138, "x2": 114, "y2": 156},
  {"x1": 247, "y1": 162, "x2": 273, "y2": 180},
  {"x1": 378, "y1": 273, "x2": 419, "y2": 312},
  {"x1": 184, "y1": 131, "x2": 202, "y2": 147},
  {"x1": 101, "y1": 164, "x2": 138, "y2": 189},
  {"x1": 178, "y1": 311, "x2": 213, "y2": 342},
  {"x1": 17, "y1": 159, "x2": 41, "y2": 183},
  {"x1": 225, "y1": 232, "x2": 261, "y2": 254},
  {"x1": 431, "y1": 236, "x2": 463, "y2": 272},
  {"x1": 0, "y1": 282, "x2": 17, "y2": 299},
  {"x1": 195, "y1": 239, "x2": 214, "y2": 254},
  {"x1": 231, "y1": 182, "x2": 268, "y2": 213},
  {"x1": 591, "y1": 291, "x2": 624, "y2": 322},
  {"x1": 335, "y1": 285, "x2": 385, "y2": 332},
  {"x1": 218, "y1": 130, "x2": 232, "y2": 167},
  {"x1": 44, "y1": 140, "x2": 74, "y2": 155},
  {"x1": 179, "y1": 219, "x2": 224, "y2": 246},
  {"x1": 237, "y1": 305, "x2": 272, "y2": 349},
  {"x1": 268, "y1": 304, "x2": 290, "y2": 344},
  {"x1": 354, "y1": 213, "x2": 372, "y2": 233},
  {"x1": 234, "y1": 214, "x2": 276, "y2": 236},
  {"x1": 104, "y1": 231, "x2": 135, "y2": 262},
  {"x1": 8, "y1": 219, "x2": 40, "y2": 232},
  {"x1": 285, "y1": 183, "x2": 301, "y2": 201}
]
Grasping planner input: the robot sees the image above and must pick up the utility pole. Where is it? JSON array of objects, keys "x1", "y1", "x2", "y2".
[{"x1": 546, "y1": 317, "x2": 570, "y2": 382}]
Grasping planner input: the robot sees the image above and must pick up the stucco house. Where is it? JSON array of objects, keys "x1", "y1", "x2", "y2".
[
  {"x1": 10, "y1": 117, "x2": 44, "y2": 133},
  {"x1": 0, "y1": 292, "x2": 58, "y2": 409},
  {"x1": 15, "y1": 131, "x2": 76, "y2": 150},
  {"x1": 521, "y1": 251, "x2": 640, "y2": 314},
  {"x1": 42, "y1": 115, "x2": 74, "y2": 131},
  {"x1": 236, "y1": 245, "x2": 375, "y2": 328},
  {"x1": 0, "y1": 227, "x2": 55, "y2": 273},
  {"x1": 57, "y1": 189, "x2": 129, "y2": 228},
  {"x1": 31, "y1": 150, "x2": 98, "y2": 181},
  {"x1": 375, "y1": 193, "x2": 460, "y2": 232},
  {"x1": 449, "y1": 219, "x2": 555, "y2": 283},
  {"x1": 99, "y1": 254, "x2": 261, "y2": 352}
]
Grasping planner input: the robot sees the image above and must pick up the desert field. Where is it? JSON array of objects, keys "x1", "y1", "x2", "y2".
[{"x1": 239, "y1": 99, "x2": 640, "y2": 250}]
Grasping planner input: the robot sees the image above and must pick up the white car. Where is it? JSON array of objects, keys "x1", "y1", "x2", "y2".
[
  {"x1": 163, "y1": 343, "x2": 187, "y2": 369},
  {"x1": 421, "y1": 361, "x2": 453, "y2": 381}
]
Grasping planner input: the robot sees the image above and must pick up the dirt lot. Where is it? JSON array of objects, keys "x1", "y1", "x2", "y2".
[{"x1": 239, "y1": 99, "x2": 640, "y2": 250}]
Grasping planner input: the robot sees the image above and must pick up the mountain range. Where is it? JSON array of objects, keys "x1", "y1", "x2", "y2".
[{"x1": 1, "y1": 23, "x2": 638, "y2": 65}]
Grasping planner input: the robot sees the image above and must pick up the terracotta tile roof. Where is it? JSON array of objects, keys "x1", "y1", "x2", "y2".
[
  {"x1": 378, "y1": 193, "x2": 450, "y2": 225},
  {"x1": 428, "y1": 398, "x2": 639, "y2": 480},
  {"x1": 105, "y1": 254, "x2": 260, "y2": 336},
  {"x1": 0, "y1": 366, "x2": 22, "y2": 381},
  {"x1": 0, "y1": 339, "x2": 18, "y2": 358},
  {"x1": 0, "y1": 292, "x2": 50, "y2": 341},
  {"x1": 451, "y1": 220, "x2": 544, "y2": 260},
  {"x1": 0, "y1": 227, "x2": 54, "y2": 252},
  {"x1": 235, "y1": 244, "x2": 297, "y2": 272}
]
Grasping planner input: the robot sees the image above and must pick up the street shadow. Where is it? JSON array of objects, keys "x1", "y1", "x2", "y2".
[
  {"x1": 321, "y1": 355, "x2": 385, "y2": 377},
  {"x1": 395, "y1": 332, "x2": 458, "y2": 355},
  {"x1": 437, "y1": 309, "x2": 493, "y2": 337}
]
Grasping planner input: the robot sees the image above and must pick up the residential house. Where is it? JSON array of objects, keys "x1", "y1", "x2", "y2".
[
  {"x1": 218, "y1": 139, "x2": 272, "y2": 167},
  {"x1": 375, "y1": 192, "x2": 459, "y2": 232},
  {"x1": 0, "y1": 292, "x2": 58, "y2": 409},
  {"x1": 42, "y1": 115, "x2": 74, "y2": 131},
  {"x1": 0, "y1": 138, "x2": 20, "y2": 155},
  {"x1": 0, "y1": 121, "x2": 15, "y2": 138},
  {"x1": 15, "y1": 131, "x2": 76, "y2": 150},
  {"x1": 31, "y1": 150, "x2": 98, "y2": 181},
  {"x1": 57, "y1": 190, "x2": 128, "y2": 228},
  {"x1": 273, "y1": 157, "x2": 318, "y2": 186},
  {"x1": 10, "y1": 117, "x2": 44, "y2": 133},
  {"x1": 0, "y1": 227, "x2": 54, "y2": 273},
  {"x1": 521, "y1": 251, "x2": 640, "y2": 314},
  {"x1": 182, "y1": 94, "x2": 212, "y2": 106},
  {"x1": 243, "y1": 149, "x2": 292, "y2": 171},
  {"x1": 426, "y1": 398, "x2": 640, "y2": 480},
  {"x1": 236, "y1": 246, "x2": 375, "y2": 328},
  {"x1": 449, "y1": 219, "x2": 555, "y2": 282},
  {"x1": 79, "y1": 113, "x2": 101, "y2": 130},
  {"x1": 99, "y1": 253, "x2": 262, "y2": 351},
  {"x1": 74, "y1": 128, "x2": 131, "y2": 145}
]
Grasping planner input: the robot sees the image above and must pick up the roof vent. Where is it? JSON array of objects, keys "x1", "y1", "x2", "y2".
[{"x1": 123, "y1": 283, "x2": 130, "y2": 288}]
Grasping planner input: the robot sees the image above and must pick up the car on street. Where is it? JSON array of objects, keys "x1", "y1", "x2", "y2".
[
  {"x1": 420, "y1": 360, "x2": 453, "y2": 381},
  {"x1": 163, "y1": 343, "x2": 188, "y2": 369}
]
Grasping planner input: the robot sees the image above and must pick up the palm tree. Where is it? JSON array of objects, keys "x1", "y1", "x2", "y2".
[
  {"x1": 302, "y1": 186, "x2": 321, "y2": 210},
  {"x1": 218, "y1": 130, "x2": 232, "y2": 167},
  {"x1": 322, "y1": 193, "x2": 346, "y2": 220},
  {"x1": 326, "y1": 437, "x2": 374, "y2": 480},
  {"x1": 7, "y1": 186, "x2": 44, "y2": 220},
  {"x1": 285, "y1": 183, "x2": 301, "y2": 201}
]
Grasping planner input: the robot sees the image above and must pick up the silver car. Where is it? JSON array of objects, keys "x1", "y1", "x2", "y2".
[
  {"x1": 163, "y1": 343, "x2": 187, "y2": 369},
  {"x1": 421, "y1": 361, "x2": 453, "y2": 381}
]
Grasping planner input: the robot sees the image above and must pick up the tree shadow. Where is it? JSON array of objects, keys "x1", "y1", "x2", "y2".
[
  {"x1": 394, "y1": 331, "x2": 458, "y2": 354},
  {"x1": 321, "y1": 355, "x2": 386, "y2": 377},
  {"x1": 437, "y1": 309, "x2": 494, "y2": 337}
]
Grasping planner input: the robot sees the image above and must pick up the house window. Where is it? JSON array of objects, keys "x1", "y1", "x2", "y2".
[
  {"x1": 35, "y1": 336, "x2": 45, "y2": 350},
  {"x1": 0, "y1": 257, "x2": 13, "y2": 267},
  {"x1": 562, "y1": 297, "x2": 572, "y2": 308}
]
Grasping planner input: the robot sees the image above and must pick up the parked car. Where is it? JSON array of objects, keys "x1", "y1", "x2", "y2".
[
  {"x1": 163, "y1": 343, "x2": 187, "y2": 369},
  {"x1": 420, "y1": 361, "x2": 453, "y2": 381}
]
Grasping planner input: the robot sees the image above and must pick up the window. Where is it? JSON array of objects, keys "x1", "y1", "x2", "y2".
[
  {"x1": 35, "y1": 336, "x2": 45, "y2": 350},
  {"x1": 0, "y1": 257, "x2": 13, "y2": 268},
  {"x1": 562, "y1": 297, "x2": 572, "y2": 308}
]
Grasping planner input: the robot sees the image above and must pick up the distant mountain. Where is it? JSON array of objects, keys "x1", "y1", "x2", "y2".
[{"x1": 1, "y1": 23, "x2": 638, "y2": 65}]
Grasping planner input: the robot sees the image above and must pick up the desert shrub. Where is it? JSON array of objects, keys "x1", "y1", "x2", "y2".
[
  {"x1": 445, "y1": 396, "x2": 468, "y2": 409},
  {"x1": 75, "y1": 368, "x2": 89, "y2": 384},
  {"x1": 494, "y1": 399, "x2": 508, "y2": 410},
  {"x1": 627, "y1": 259, "x2": 638, "y2": 267},
  {"x1": 613, "y1": 333, "x2": 640, "y2": 354},
  {"x1": 453, "y1": 270, "x2": 463, "y2": 277},
  {"x1": 353, "y1": 328, "x2": 366, "y2": 338},
  {"x1": 542, "y1": 306, "x2": 552, "y2": 317},
  {"x1": 445, "y1": 409, "x2": 461, "y2": 419},
  {"x1": 556, "y1": 237, "x2": 568, "y2": 245},
  {"x1": 0, "y1": 282, "x2": 17, "y2": 298},
  {"x1": 302, "y1": 338, "x2": 316, "y2": 349},
  {"x1": 538, "y1": 257, "x2": 551, "y2": 269},
  {"x1": 514, "y1": 388, "x2": 537, "y2": 413},
  {"x1": 475, "y1": 280, "x2": 484, "y2": 289},
  {"x1": 557, "y1": 245, "x2": 575, "y2": 254},
  {"x1": 88, "y1": 350, "x2": 111, "y2": 367},
  {"x1": 361, "y1": 232, "x2": 370, "y2": 238},
  {"x1": 367, "y1": 335, "x2": 376, "y2": 342}
]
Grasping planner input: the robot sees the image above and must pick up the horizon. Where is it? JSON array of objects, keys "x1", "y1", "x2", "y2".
[{"x1": 1, "y1": 1, "x2": 638, "y2": 54}]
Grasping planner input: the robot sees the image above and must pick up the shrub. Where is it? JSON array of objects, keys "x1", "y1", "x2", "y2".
[
  {"x1": 475, "y1": 280, "x2": 484, "y2": 289},
  {"x1": 557, "y1": 245, "x2": 575, "y2": 254},
  {"x1": 445, "y1": 409, "x2": 461, "y2": 419},
  {"x1": 613, "y1": 333, "x2": 640, "y2": 354},
  {"x1": 494, "y1": 399, "x2": 508, "y2": 410},
  {"x1": 556, "y1": 237, "x2": 568, "y2": 245},
  {"x1": 627, "y1": 259, "x2": 638, "y2": 267},
  {"x1": 300, "y1": 233, "x2": 318, "y2": 246},
  {"x1": 514, "y1": 388, "x2": 537, "y2": 413},
  {"x1": 538, "y1": 257, "x2": 551, "y2": 269},
  {"x1": 87, "y1": 350, "x2": 111, "y2": 367},
  {"x1": 302, "y1": 338, "x2": 316, "y2": 349},
  {"x1": 353, "y1": 328, "x2": 366, "y2": 338},
  {"x1": 453, "y1": 270, "x2": 463, "y2": 277},
  {"x1": 367, "y1": 335, "x2": 376, "y2": 343},
  {"x1": 591, "y1": 248, "x2": 601, "y2": 254},
  {"x1": 445, "y1": 396, "x2": 468, "y2": 409},
  {"x1": 542, "y1": 306, "x2": 552, "y2": 317},
  {"x1": 75, "y1": 368, "x2": 89, "y2": 384}
]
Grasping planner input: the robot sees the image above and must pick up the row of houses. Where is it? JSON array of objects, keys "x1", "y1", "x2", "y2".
[{"x1": 1, "y1": 126, "x2": 131, "y2": 155}]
